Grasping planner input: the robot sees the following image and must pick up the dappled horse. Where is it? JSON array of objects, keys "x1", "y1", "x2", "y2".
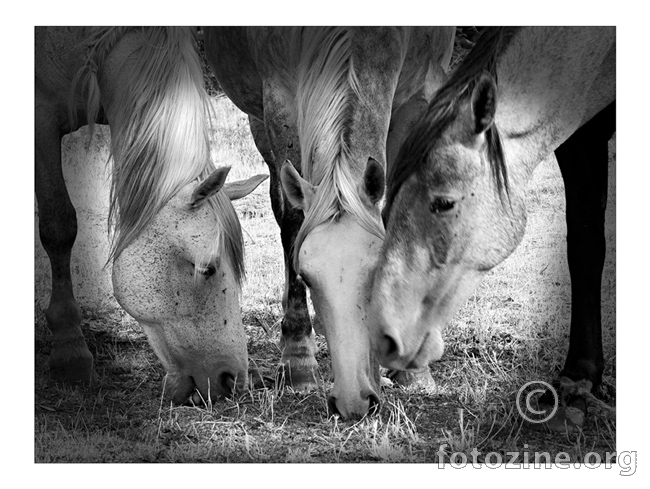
[
  {"x1": 370, "y1": 27, "x2": 615, "y2": 429},
  {"x1": 35, "y1": 27, "x2": 266, "y2": 404},
  {"x1": 203, "y1": 27, "x2": 455, "y2": 418}
]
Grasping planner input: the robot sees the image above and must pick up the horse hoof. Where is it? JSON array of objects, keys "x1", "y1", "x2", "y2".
[
  {"x1": 48, "y1": 341, "x2": 94, "y2": 384},
  {"x1": 539, "y1": 395, "x2": 586, "y2": 433},
  {"x1": 276, "y1": 362, "x2": 318, "y2": 391},
  {"x1": 387, "y1": 368, "x2": 436, "y2": 389},
  {"x1": 536, "y1": 377, "x2": 589, "y2": 432}
]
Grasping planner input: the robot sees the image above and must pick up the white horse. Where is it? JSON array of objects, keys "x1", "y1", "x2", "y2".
[
  {"x1": 371, "y1": 27, "x2": 615, "y2": 429},
  {"x1": 203, "y1": 27, "x2": 455, "y2": 418},
  {"x1": 35, "y1": 27, "x2": 266, "y2": 403}
]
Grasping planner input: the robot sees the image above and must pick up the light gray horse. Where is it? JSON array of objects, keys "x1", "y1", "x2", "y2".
[
  {"x1": 36, "y1": 27, "x2": 265, "y2": 403},
  {"x1": 203, "y1": 27, "x2": 455, "y2": 418},
  {"x1": 371, "y1": 27, "x2": 615, "y2": 429}
]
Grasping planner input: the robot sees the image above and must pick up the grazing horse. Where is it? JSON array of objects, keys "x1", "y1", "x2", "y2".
[
  {"x1": 370, "y1": 27, "x2": 615, "y2": 428},
  {"x1": 35, "y1": 26, "x2": 266, "y2": 404},
  {"x1": 203, "y1": 27, "x2": 455, "y2": 418}
]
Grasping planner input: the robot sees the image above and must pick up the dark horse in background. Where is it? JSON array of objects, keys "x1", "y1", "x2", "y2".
[
  {"x1": 370, "y1": 27, "x2": 615, "y2": 430},
  {"x1": 203, "y1": 27, "x2": 455, "y2": 418}
]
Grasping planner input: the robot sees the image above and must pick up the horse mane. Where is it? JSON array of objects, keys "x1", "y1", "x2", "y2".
[
  {"x1": 384, "y1": 27, "x2": 521, "y2": 222},
  {"x1": 291, "y1": 27, "x2": 384, "y2": 268},
  {"x1": 71, "y1": 27, "x2": 244, "y2": 284}
]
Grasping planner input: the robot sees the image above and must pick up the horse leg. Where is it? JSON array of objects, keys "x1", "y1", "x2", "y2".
[
  {"x1": 35, "y1": 113, "x2": 93, "y2": 383},
  {"x1": 541, "y1": 102, "x2": 615, "y2": 430},
  {"x1": 249, "y1": 116, "x2": 318, "y2": 390}
]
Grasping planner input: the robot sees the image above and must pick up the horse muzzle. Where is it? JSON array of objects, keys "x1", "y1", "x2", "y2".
[
  {"x1": 373, "y1": 322, "x2": 445, "y2": 372},
  {"x1": 327, "y1": 388, "x2": 380, "y2": 420},
  {"x1": 165, "y1": 366, "x2": 248, "y2": 405}
]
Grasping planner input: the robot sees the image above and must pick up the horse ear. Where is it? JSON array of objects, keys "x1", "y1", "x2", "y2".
[
  {"x1": 223, "y1": 174, "x2": 269, "y2": 201},
  {"x1": 359, "y1": 157, "x2": 385, "y2": 207},
  {"x1": 280, "y1": 160, "x2": 316, "y2": 211},
  {"x1": 471, "y1": 72, "x2": 497, "y2": 134},
  {"x1": 189, "y1": 166, "x2": 231, "y2": 208}
]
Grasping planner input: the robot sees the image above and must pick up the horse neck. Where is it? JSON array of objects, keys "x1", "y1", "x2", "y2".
[
  {"x1": 392, "y1": 27, "x2": 454, "y2": 107},
  {"x1": 495, "y1": 27, "x2": 615, "y2": 186},
  {"x1": 293, "y1": 28, "x2": 419, "y2": 256},
  {"x1": 296, "y1": 28, "x2": 392, "y2": 178}
]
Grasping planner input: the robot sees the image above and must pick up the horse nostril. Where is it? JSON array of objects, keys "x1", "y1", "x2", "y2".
[
  {"x1": 367, "y1": 392, "x2": 381, "y2": 415},
  {"x1": 383, "y1": 334, "x2": 399, "y2": 357},
  {"x1": 219, "y1": 371, "x2": 236, "y2": 395},
  {"x1": 327, "y1": 395, "x2": 340, "y2": 416},
  {"x1": 167, "y1": 375, "x2": 196, "y2": 405},
  {"x1": 328, "y1": 393, "x2": 380, "y2": 418}
]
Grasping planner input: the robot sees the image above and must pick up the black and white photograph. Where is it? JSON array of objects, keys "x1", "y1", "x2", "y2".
[{"x1": 25, "y1": 11, "x2": 635, "y2": 474}]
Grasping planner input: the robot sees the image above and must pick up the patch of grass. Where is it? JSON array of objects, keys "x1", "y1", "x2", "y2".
[{"x1": 35, "y1": 96, "x2": 616, "y2": 463}]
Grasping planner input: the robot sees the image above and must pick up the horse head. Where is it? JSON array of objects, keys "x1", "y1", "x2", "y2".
[
  {"x1": 112, "y1": 167, "x2": 267, "y2": 404},
  {"x1": 371, "y1": 73, "x2": 527, "y2": 371},
  {"x1": 281, "y1": 157, "x2": 385, "y2": 418}
]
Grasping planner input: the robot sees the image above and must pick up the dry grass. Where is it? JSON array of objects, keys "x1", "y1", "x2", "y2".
[{"x1": 34, "y1": 92, "x2": 616, "y2": 463}]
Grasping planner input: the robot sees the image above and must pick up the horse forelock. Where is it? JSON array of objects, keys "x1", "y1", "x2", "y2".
[
  {"x1": 290, "y1": 27, "x2": 382, "y2": 269},
  {"x1": 73, "y1": 27, "x2": 212, "y2": 264},
  {"x1": 293, "y1": 162, "x2": 385, "y2": 271},
  {"x1": 197, "y1": 182, "x2": 246, "y2": 288},
  {"x1": 384, "y1": 27, "x2": 520, "y2": 223}
]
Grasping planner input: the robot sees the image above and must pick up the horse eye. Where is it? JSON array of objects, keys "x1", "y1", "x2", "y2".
[
  {"x1": 197, "y1": 264, "x2": 217, "y2": 277},
  {"x1": 429, "y1": 197, "x2": 456, "y2": 214}
]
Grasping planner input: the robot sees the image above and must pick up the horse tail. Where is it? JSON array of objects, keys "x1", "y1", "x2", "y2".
[
  {"x1": 69, "y1": 27, "x2": 126, "y2": 144},
  {"x1": 68, "y1": 63, "x2": 101, "y2": 146}
]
